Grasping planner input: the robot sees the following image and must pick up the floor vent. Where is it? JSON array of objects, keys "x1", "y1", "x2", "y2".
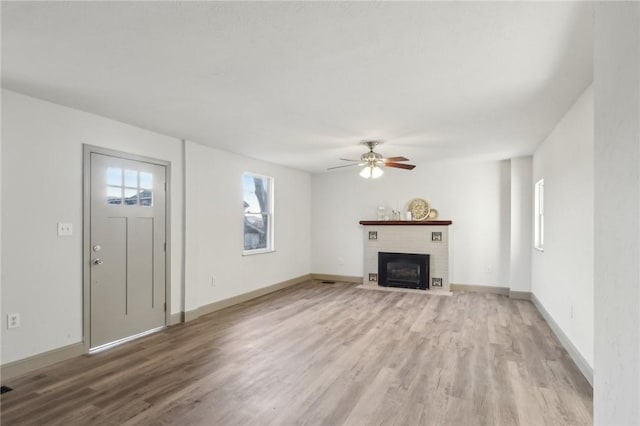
[
  {"x1": 321, "y1": 281, "x2": 336, "y2": 284},
  {"x1": 1, "y1": 386, "x2": 13, "y2": 394}
]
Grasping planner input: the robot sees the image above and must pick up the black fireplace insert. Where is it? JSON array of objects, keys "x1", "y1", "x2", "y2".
[{"x1": 378, "y1": 252, "x2": 430, "y2": 290}]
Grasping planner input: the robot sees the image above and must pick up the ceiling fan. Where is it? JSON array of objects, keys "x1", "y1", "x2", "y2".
[{"x1": 328, "y1": 141, "x2": 416, "y2": 179}]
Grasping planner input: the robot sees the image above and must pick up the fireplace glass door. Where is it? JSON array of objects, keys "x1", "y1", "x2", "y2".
[{"x1": 378, "y1": 252, "x2": 430, "y2": 290}]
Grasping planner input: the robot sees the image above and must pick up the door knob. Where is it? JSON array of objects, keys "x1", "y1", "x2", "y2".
[{"x1": 92, "y1": 258, "x2": 104, "y2": 265}]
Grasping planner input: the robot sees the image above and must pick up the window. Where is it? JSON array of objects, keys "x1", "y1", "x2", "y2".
[
  {"x1": 107, "y1": 167, "x2": 154, "y2": 206},
  {"x1": 534, "y1": 179, "x2": 544, "y2": 251},
  {"x1": 243, "y1": 173, "x2": 273, "y2": 254}
]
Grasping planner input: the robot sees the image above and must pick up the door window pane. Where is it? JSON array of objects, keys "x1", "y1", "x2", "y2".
[
  {"x1": 139, "y1": 189, "x2": 153, "y2": 206},
  {"x1": 124, "y1": 169, "x2": 138, "y2": 187},
  {"x1": 107, "y1": 168, "x2": 122, "y2": 186},
  {"x1": 106, "y1": 168, "x2": 157, "y2": 208},
  {"x1": 139, "y1": 172, "x2": 153, "y2": 189},
  {"x1": 107, "y1": 186, "x2": 123, "y2": 204},
  {"x1": 124, "y1": 188, "x2": 138, "y2": 205}
]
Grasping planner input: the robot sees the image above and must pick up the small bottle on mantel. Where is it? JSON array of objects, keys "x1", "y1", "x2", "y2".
[
  {"x1": 406, "y1": 211, "x2": 412, "y2": 221},
  {"x1": 377, "y1": 206, "x2": 385, "y2": 220}
]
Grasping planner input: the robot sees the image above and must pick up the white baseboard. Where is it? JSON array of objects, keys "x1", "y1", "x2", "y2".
[
  {"x1": 509, "y1": 290, "x2": 532, "y2": 300},
  {"x1": 1, "y1": 342, "x2": 85, "y2": 381},
  {"x1": 530, "y1": 293, "x2": 593, "y2": 387},
  {"x1": 169, "y1": 312, "x2": 184, "y2": 325},
  {"x1": 310, "y1": 274, "x2": 363, "y2": 283},
  {"x1": 450, "y1": 283, "x2": 510, "y2": 295},
  {"x1": 184, "y1": 274, "x2": 312, "y2": 322}
]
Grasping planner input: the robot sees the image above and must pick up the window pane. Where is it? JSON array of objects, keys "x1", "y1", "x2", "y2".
[
  {"x1": 107, "y1": 186, "x2": 122, "y2": 204},
  {"x1": 243, "y1": 173, "x2": 273, "y2": 252},
  {"x1": 534, "y1": 179, "x2": 544, "y2": 250},
  {"x1": 139, "y1": 172, "x2": 153, "y2": 189},
  {"x1": 243, "y1": 175, "x2": 258, "y2": 213},
  {"x1": 244, "y1": 213, "x2": 267, "y2": 250},
  {"x1": 139, "y1": 189, "x2": 153, "y2": 206},
  {"x1": 107, "y1": 168, "x2": 122, "y2": 186},
  {"x1": 243, "y1": 175, "x2": 269, "y2": 214},
  {"x1": 124, "y1": 169, "x2": 138, "y2": 188},
  {"x1": 124, "y1": 188, "x2": 138, "y2": 205},
  {"x1": 254, "y1": 176, "x2": 269, "y2": 212}
]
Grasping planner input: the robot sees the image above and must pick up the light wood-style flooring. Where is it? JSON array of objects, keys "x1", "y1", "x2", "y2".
[{"x1": 1, "y1": 281, "x2": 593, "y2": 425}]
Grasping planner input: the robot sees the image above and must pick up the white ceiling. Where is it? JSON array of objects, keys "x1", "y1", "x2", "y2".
[{"x1": 1, "y1": 1, "x2": 593, "y2": 173}]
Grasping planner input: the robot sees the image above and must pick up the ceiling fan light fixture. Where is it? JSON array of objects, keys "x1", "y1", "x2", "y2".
[
  {"x1": 328, "y1": 140, "x2": 414, "y2": 177},
  {"x1": 360, "y1": 165, "x2": 384, "y2": 179}
]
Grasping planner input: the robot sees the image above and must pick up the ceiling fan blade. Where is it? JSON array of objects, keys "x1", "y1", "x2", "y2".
[
  {"x1": 384, "y1": 162, "x2": 416, "y2": 170},
  {"x1": 384, "y1": 156, "x2": 409, "y2": 162},
  {"x1": 327, "y1": 163, "x2": 364, "y2": 170},
  {"x1": 339, "y1": 158, "x2": 360, "y2": 162}
]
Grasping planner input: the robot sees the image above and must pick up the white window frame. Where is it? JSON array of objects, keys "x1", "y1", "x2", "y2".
[
  {"x1": 534, "y1": 179, "x2": 544, "y2": 251},
  {"x1": 242, "y1": 172, "x2": 274, "y2": 255}
]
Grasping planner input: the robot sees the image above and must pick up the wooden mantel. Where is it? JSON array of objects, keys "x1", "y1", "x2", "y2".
[{"x1": 359, "y1": 220, "x2": 452, "y2": 226}]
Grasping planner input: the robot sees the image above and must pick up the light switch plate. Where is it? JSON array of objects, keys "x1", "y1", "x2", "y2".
[{"x1": 57, "y1": 222, "x2": 73, "y2": 236}]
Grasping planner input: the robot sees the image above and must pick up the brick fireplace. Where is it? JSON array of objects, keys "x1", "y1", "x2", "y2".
[{"x1": 360, "y1": 220, "x2": 452, "y2": 292}]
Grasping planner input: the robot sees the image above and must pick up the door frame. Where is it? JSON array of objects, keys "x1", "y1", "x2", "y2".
[{"x1": 82, "y1": 144, "x2": 172, "y2": 352}]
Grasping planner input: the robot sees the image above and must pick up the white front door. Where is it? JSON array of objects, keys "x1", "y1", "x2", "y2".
[{"x1": 89, "y1": 152, "x2": 166, "y2": 348}]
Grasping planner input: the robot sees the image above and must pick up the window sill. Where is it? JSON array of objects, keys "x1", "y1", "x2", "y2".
[{"x1": 243, "y1": 248, "x2": 275, "y2": 256}]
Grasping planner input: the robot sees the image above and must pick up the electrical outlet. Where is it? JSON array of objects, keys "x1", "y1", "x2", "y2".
[
  {"x1": 486, "y1": 264, "x2": 494, "y2": 274},
  {"x1": 7, "y1": 313, "x2": 20, "y2": 329},
  {"x1": 57, "y1": 222, "x2": 73, "y2": 237}
]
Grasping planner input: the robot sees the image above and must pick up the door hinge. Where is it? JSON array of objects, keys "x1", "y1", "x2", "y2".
[
  {"x1": 164, "y1": 182, "x2": 167, "y2": 191},
  {"x1": 164, "y1": 302, "x2": 166, "y2": 312},
  {"x1": 164, "y1": 242, "x2": 166, "y2": 251}
]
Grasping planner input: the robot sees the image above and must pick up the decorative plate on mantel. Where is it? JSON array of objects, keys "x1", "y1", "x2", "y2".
[{"x1": 407, "y1": 198, "x2": 431, "y2": 221}]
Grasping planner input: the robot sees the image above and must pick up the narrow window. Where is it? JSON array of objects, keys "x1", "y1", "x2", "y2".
[
  {"x1": 534, "y1": 179, "x2": 544, "y2": 251},
  {"x1": 243, "y1": 173, "x2": 274, "y2": 254}
]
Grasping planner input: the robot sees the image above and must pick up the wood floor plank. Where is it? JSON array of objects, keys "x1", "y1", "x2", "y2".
[{"x1": 1, "y1": 281, "x2": 593, "y2": 425}]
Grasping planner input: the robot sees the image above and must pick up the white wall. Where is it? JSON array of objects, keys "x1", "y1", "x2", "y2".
[
  {"x1": 532, "y1": 85, "x2": 593, "y2": 369},
  {"x1": 1, "y1": 90, "x2": 312, "y2": 366},
  {"x1": 510, "y1": 156, "x2": 533, "y2": 293},
  {"x1": 594, "y1": 3, "x2": 640, "y2": 424},
  {"x1": 184, "y1": 141, "x2": 310, "y2": 313},
  {"x1": 311, "y1": 159, "x2": 511, "y2": 287},
  {"x1": 1, "y1": 90, "x2": 184, "y2": 364}
]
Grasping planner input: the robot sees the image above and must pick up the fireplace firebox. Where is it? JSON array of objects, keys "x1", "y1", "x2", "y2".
[{"x1": 378, "y1": 252, "x2": 430, "y2": 290}]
